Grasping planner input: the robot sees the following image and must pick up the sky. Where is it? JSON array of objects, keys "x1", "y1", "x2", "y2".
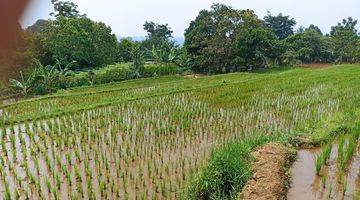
[{"x1": 21, "y1": 0, "x2": 360, "y2": 37}]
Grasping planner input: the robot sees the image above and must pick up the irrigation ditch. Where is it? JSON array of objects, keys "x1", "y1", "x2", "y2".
[{"x1": 241, "y1": 128, "x2": 360, "y2": 200}]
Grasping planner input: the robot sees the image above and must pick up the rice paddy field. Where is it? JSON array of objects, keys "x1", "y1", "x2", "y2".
[{"x1": 0, "y1": 65, "x2": 359, "y2": 199}]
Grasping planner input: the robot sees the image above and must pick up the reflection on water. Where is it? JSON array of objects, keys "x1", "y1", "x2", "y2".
[{"x1": 288, "y1": 140, "x2": 359, "y2": 200}]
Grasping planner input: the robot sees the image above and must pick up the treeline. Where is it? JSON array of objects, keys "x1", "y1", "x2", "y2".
[
  {"x1": 184, "y1": 4, "x2": 360, "y2": 73},
  {"x1": 0, "y1": 0, "x2": 183, "y2": 95},
  {"x1": 1, "y1": 2, "x2": 360, "y2": 95}
]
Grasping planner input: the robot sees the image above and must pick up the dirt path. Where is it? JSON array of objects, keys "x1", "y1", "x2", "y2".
[
  {"x1": 240, "y1": 143, "x2": 296, "y2": 200},
  {"x1": 297, "y1": 63, "x2": 332, "y2": 69}
]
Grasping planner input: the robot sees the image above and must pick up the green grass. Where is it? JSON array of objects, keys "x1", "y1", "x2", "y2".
[
  {"x1": 186, "y1": 133, "x2": 291, "y2": 199},
  {"x1": 1, "y1": 64, "x2": 359, "y2": 126}
]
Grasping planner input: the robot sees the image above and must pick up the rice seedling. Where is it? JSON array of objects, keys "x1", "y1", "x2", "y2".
[
  {"x1": 328, "y1": 184, "x2": 333, "y2": 199},
  {"x1": 337, "y1": 135, "x2": 346, "y2": 171},
  {"x1": 315, "y1": 153, "x2": 324, "y2": 176},
  {"x1": 340, "y1": 174, "x2": 348, "y2": 198},
  {"x1": 4, "y1": 180, "x2": 11, "y2": 200},
  {"x1": 321, "y1": 174, "x2": 328, "y2": 189},
  {"x1": 46, "y1": 177, "x2": 52, "y2": 193},
  {"x1": 315, "y1": 143, "x2": 332, "y2": 176},
  {"x1": 0, "y1": 65, "x2": 358, "y2": 198}
]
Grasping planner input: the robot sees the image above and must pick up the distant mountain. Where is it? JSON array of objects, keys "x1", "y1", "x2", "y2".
[
  {"x1": 117, "y1": 35, "x2": 185, "y2": 45},
  {"x1": 174, "y1": 37, "x2": 185, "y2": 45}
]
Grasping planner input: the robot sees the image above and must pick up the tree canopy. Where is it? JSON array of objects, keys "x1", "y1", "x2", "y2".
[
  {"x1": 142, "y1": 21, "x2": 174, "y2": 49},
  {"x1": 40, "y1": 17, "x2": 119, "y2": 68},
  {"x1": 264, "y1": 12, "x2": 297, "y2": 40},
  {"x1": 330, "y1": 17, "x2": 359, "y2": 63},
  {"x1": 50, "y1": 0, "x2": 81, "y2": 18},
  {"x1": 184, "y1": 4, "x2": 278, "y2": 73}
]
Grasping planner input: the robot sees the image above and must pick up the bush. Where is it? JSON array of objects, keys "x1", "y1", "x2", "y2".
[
  {"x1": 281, "y1": 50, "x2": 301, "y2": 66},
  {"x1": 143, "y1": 64, "x2": 179, "y2": 77},
  {"x1": 55, "y1": 75, "x2": 91, "y2": 89},
  {"x1": 186, "y1": 133, "x2": 278, "y2": 199},
  {"x1": 93, "y1": 67, "x2": 135, "y2": 84}
]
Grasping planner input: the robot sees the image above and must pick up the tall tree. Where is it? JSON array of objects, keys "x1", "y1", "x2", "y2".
[
  {"x1": 185, "y1": 4, "x2": 276, "y2": 73},
  {"x1": 285, "y1": 29, "x2": 332, "y2": 63},
  {"x1": 118, "y1": 38, "x2": 136, "y2": 62},
  {"x1": 142, "y1": 21, "x2": 174, "y2": 50},
  {"x1": 306, "y1": 24, "x2": 322, "y2": 35},
  {"x1": 40, "y1": 17, "x2": 119, "y2": 68},
  {"x1": 330, "y1": 17, "x2": 358, "y2": 36},
  {"x1": 330, "y1": 17, "x2": 359, "y2": 63},
  {"x1": 51, "y1": 0, "x2": 81, "y2": 18},
  {"x1": 264, "y1": 12, "x2": 296, "y2": 39}
]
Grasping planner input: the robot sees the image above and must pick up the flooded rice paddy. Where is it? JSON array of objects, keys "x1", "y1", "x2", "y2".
[
  {"x1": 0, "y1": 85, "x2": 342, "y2": 199},
  {"x1": 288, "y1": 136, "x2": 360, "y2": 200}
]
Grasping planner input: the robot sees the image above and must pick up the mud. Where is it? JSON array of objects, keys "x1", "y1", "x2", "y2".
[{"x1": 241, "y1": 143, "x2": 295, "y2": 200}]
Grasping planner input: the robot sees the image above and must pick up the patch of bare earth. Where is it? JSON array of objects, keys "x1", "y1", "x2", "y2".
[
  {"x1": 297, "y1": 63, "x2": 332, "y2": 68},
  {"x1": 240, "y1": 143, "x2": 296, "y2": 200}
]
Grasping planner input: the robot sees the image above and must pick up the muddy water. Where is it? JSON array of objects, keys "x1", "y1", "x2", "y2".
[
  {"x1": 288, "y1": 143, "x2": 360, "y2": 200},
  {"x1": 287, "y1": 149, "x2": 323, "y2": 200}
]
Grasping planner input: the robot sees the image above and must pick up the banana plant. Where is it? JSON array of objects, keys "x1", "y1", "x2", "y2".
[
  {"x1": 150, "y1": 41, "x2": 179, "y2": 64},
  {"x1": 54, "y1": 59, "x2": 75, "y2": 77},
  {"x1": 34, "y1": 61, "x2": 59, "y2": 85},
  {"x1": 9, "y1": 71, "x2": 34, "y2": 95}
]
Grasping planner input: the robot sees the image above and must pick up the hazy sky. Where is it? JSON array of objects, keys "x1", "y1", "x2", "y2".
[{"x1": 21, "y1": 0, "x2": 360, "y2": 37}]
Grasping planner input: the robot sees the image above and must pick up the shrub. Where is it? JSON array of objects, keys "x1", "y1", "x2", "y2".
[
  {"x1": 93, "y1": 67, "x2": 135, "y2": 84},
  {"x1": 143, "y1": 64, "x2": 179, "y2": 77},
  {"x1": 186, "y1": 133, "x2": 278, "y2": 199}
]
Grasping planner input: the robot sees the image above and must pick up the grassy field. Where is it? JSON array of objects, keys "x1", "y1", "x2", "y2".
[{"x1": 0, "y1": 64, "x2": 359, "y2": 199}]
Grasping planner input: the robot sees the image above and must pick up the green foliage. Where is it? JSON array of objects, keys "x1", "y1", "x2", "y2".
[
  {"x1": 306, "y1": 24, "x2": 323, "y2": 35},
  {"x1": 264, "y1": 12, "x2": 297, "y2": 40},
  {"x1": 330, "y1": 17, "x2": 359, "y2": 63},
  {"x1": 174, "y1": 47, "x2": 192, "y2": 72},
  {"x1": 143, "y1": 64, "x2": 179, "y2": 77},
  {"x1": 40, "y1": 16, "x2": 118, "y2": 69},
  {"x1": 9, "y1": 71, "x2": 34, "y2": 95},
  {"x1": 142, "y1": 21, "x2": 174, "y2": 50},
  {"x1": 131, "y1": 44, "x2": 145, "y2": 76},
  {"x1": 187, "y1": 134, "x2": 280, "y2": 200},
  {"x1": 9, "y1": 60, "x2": 78, "y2": 95},
  {"x1": 315, "y1": 143, "x2": 332, "y2": 176},
  {"x1": 51, "y1": 0, "x2": 81, "y2": 18},
  {"x1": 118, "y1": 38, "x2": 136, "y2": 62},
  {"x1": 150, "y1": 41, "x2": 178, "y2": 64},
  {"x1": 93, "y1": 66, "x2": 135, "y2": 84},
  {"x1": 232, "y1": 26, "x2": 278, "y2": 70},
  {"x1": 315, "y1": 153, "x2": 324, "y2": 176},
  {"x1": 184, "y1": 4, "x2": 273, "y2": 73}
]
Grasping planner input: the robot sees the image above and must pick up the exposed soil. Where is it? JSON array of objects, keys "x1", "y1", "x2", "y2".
[
  {"x1": 240, "y1": 143, "x2": 296, "y2": 200},
  {"x1": 298, "y1": 63, "x2": 332, "y2": 69}
]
